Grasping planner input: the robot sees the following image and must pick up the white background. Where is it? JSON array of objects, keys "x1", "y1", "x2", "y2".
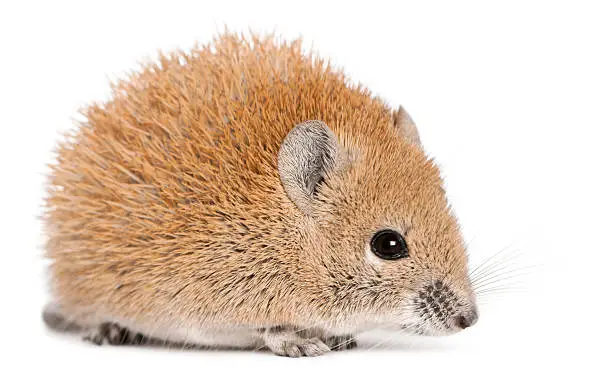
[{"x1": 1, "y1": 0, "x2": 610, "y2": 367}]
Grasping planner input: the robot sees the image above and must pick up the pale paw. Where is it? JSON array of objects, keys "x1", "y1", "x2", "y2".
[
  {"x1": 280, "y1": 337, "x2": 330, "y2": 357},
  {"x1": 263, "y1": 326, "x2": 331, "y2": 357}
]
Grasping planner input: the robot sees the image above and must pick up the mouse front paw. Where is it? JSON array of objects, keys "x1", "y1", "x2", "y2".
[{"x1": 262, "y1": 326, "x2": 331, "y2": 357}]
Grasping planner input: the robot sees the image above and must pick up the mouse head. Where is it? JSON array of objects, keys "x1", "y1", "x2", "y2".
[{"x1": 278, "y1": 107, "x2": 478, "y2": 336}]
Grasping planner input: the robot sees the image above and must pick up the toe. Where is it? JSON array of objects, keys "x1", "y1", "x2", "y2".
[
  {"x1": 284, "y1": 343, "x2": 302, "y2": 357},
  {"x1": 300, "y1": 339, "x2": 330, "y2": 356},
  {"x1": 83, "y1": 332, "x2": 104, "y2": 345}
]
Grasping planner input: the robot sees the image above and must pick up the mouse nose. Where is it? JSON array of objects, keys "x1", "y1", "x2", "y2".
[{"x1": 453, "y1": 308, "x2": 478, "y2": 329}]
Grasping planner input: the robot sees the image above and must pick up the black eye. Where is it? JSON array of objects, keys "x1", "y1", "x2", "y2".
[{"x1": 370, "y1": 230, "x2": 408, "y2": 260}]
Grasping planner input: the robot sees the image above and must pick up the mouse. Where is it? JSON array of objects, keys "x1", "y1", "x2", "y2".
[{"x1": 42, "y1": 32, "x2": 478, "y2": 357}]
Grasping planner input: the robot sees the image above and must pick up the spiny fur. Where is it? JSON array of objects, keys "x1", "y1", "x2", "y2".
[{"x1": 44, "y1": 32, "x2": 474, "y2": 348}]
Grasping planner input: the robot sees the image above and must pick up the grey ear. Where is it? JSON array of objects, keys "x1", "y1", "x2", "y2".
[
  {"x1": 394, "y1": 105, "x2": 421, "y2": 147},
  {"x1": 278, "y1": 120, "x2": 341, "y2": 215}
]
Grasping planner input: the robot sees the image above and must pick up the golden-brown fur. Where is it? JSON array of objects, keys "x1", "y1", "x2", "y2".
[{"x1": 44, "y1": 32, "x2": 476, "y2": 354}]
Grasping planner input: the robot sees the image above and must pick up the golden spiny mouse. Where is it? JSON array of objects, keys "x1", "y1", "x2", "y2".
[{"x1": 43, "y1": 32, "x2": 478, "y2": 357}]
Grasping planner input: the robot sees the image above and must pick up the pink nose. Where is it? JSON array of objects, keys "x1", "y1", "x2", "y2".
[{"x1": 454, "y1": 308, "x2": 478, "y2": 329}]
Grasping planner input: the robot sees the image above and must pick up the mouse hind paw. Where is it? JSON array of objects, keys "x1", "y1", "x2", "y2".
[{"x1": 42, "y1": 302, "x2": 82, "y2": 332}]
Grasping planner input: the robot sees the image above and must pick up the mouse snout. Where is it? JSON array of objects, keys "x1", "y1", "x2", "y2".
[
  {"x1": 412, "y1": 280, "x2": 479, "y2": 335},
  {"x1": 453, "y1": 307, "x2": 478, "y2": 330}
]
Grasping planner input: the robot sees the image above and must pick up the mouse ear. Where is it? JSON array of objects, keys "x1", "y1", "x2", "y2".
[
  {"x1": 278, "y1": 120, "x2": 341, "y2": 215},
  {"x1": 394, "y1": 105, "x2": 422, "y2": 147}
]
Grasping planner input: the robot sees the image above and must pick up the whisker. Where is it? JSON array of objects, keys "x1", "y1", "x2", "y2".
[
  {"x1": 471, "y1": 259, "x2": 535, "y2": 282},
  {"x1": 473, "y1": 270, "x2": 528, "y2": 287},
  {"x1": 476, "y1": 285, "x2": 526, "y2": 296},
  {"x1": 468, "y1": 246, "x2": 516, "y2": 278},
  {"x1": 471, "y1": 262, "x2": 524, "y2": 284},
  {"x1": 470, "y1": 249, "x2": 522, "y2": 282}
]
